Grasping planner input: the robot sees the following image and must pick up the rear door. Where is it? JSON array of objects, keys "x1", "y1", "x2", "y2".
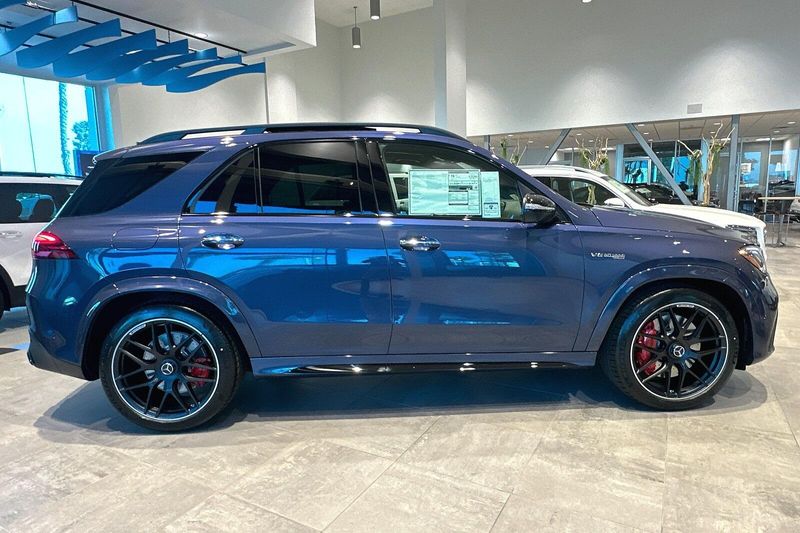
[{"x1": 179, "y1": 141, "x2": 392, "y2": 357}]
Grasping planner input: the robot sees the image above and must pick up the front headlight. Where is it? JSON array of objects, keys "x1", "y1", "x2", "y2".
[
  {"x1": 739, "y1": 245, "x2": 767, "y2": 274},
  {"x1": 727, "y1": 224, "x2": 759, "y2": 245}
]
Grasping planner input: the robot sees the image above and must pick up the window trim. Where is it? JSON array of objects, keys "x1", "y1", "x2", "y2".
[
  {"x1": 368, "y1": 138, "x2": 537, "y2": 224},
  {"x1": 183, "y1": 139, "x2": 378, "y2": 218}
]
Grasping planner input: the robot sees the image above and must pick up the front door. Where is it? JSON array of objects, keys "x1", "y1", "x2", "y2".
[
  {"x1": 366, "y1": 140, "x2": 585, "y2": 355},
  {"x1": 180, "y1": 141, "x2": 392, "y2": 357}
]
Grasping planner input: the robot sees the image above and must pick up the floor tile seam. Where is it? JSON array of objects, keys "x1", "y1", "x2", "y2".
[{"x1": 221, "y1": 492, "x2": 324, "y2": 532}]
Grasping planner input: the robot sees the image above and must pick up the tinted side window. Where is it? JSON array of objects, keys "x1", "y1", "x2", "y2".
[
  {"x1": 546, "y1": 177, "x2": 614, "y2": 206},
  {"x1": 0, "y1": 183, "x2": 78, "y2": 223},
  {"x1": 60, "y1": 152, "x2": 201, "y2": 217},
  {"x1": 378, "y1": 142, "x2": 524, "y2": 220},
  {"x1": 259, "y1": 142, "x2": 361, "y2": 215},
  {"x1": 188, "y1": 150, "x2": 258, "y2": 214}
]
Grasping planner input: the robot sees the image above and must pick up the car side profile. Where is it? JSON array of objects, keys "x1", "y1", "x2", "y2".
[
  {"x1": 26, "y1": 124, "x2": 778, "y2": 431},
  {"x1": 0, "y1": 173, "x2": 81, "y2": 320}
]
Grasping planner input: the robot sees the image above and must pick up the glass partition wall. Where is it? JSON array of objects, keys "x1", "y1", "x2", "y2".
[{"x1": 474, "y1": 110, "x2": 800, "y2": 213}]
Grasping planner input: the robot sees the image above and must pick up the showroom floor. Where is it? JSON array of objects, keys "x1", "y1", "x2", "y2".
[{"x1": 0, "y1": 250, "x2": 798, "y2": 532}]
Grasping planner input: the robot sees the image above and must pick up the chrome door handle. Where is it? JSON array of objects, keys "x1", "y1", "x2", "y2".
[
  {"x1": 201, "y1": 233, "x2": 244, "y2": 250},
  {"x1": 399, "y1": 236, "x2": 441, "y2": 252}
]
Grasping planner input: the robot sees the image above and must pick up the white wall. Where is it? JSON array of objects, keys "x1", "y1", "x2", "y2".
[
  {"x1": 466, "y1": 0, "x2": 800, "y2": 136},
  {"x1": 267, "y1": 20, "x2": 342, "y2": 123},
  {"x1": 110, "y1": 72, "x2": 268, "y2": 147},
  {"x1": 339, "y1": 8, "x2": 435, "y2": 124}
]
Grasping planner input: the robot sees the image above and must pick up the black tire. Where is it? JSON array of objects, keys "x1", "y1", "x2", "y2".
[
  {"x1": 0, "y1": 288, "x2": 5, "y2": 322},
  {"x1": 99, "y1": 305, "x2": 244, "y2": 431},
  {"x1": 600, "y1": 288, "x2": 738, "y2": 410}
]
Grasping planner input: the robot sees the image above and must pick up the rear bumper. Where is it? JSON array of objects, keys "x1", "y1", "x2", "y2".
[{"x1": 27, "y1": 331, "x2": 87, "y2": 380}]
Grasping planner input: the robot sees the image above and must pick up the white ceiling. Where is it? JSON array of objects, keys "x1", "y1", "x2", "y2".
[
  {"x1": 315, "y1": 0, "x2": 432, "y2": 27},
  {"x1": 0, "y1": 0, "x2": 317, "y2": 56}
]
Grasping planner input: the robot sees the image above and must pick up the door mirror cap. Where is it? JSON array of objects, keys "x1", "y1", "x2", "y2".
[
  {"x1": 522, "y1": 193, "x2": 558, "y2": 225},
  {"x1": 603, "y1": 197, "x2": 626, "y2": 208}
]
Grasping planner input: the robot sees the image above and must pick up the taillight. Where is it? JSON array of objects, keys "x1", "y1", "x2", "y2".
[{"x1": 32, "y1": 231, "x2": 77, "y2": 259}]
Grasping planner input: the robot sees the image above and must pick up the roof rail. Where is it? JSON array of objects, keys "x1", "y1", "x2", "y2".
[
  {"x1": 139, "y1": 123, "x2": 468, "y2": 145},
  {"x1": 0, "y1": 171, "x2": 83, "y2": 180}
]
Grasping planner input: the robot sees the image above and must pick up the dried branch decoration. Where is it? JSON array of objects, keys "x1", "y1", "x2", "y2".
[{"x1": 579, "y1": 137, "x2": 611, "y2": 175}]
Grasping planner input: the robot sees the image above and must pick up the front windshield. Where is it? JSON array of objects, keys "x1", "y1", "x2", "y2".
[{"x1": 600, "y1": 176, "x2": 652, "y2": 207}]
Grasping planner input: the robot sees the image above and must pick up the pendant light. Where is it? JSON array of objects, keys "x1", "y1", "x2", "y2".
[
  {"x1": 351, "y1": 6, "x2": 361, "y2": 49},
  {"x1": 370, "y1": 0, "x2": 381, "y2": 20}
]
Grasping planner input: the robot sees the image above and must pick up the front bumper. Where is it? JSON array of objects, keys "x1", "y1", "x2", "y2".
[{"x1": 746, "y1": 273, "x2": 779, "y2": 366}]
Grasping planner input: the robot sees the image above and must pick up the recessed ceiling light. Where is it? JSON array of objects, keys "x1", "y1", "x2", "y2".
[
  {"x1": 757, "y1": 137, "x2": 770, "y2": 142},
  {"x1": 644, "y1": 131, "x2": 650, "y2": 135},
  {"x1": 527, "y1": 140, "x2": 533, "y2": 143},
  {"x1": 589, "y1": 139, "x2": 595, "y2": 143},
  {"x1": 582, "y1": 0, "x2": 592, "y2": 3},
  {"x1": 507, "y1": 134, "x2": 514, "y2": 137},
  {"x1": 193, "y1": 32, "x2": 208, "y2": 38},
  {"x1": 774, "y1": 130, "x2": 781, "y2": 133},
  {"x1": 713, "y1": 122, "x2": 721, "y2": 126},
  {"x1": 788, "y1": 121, "x2": 797, "y2": 125},
  {"x1": 637, "y1": 123, "x2": 645, "y2": 127},
  {"x1": 575, "y1": 133, "x2": 582, "y2": 136},
  {"x1": 545, "y1": 145, "x2": 550, "y2": 148}
]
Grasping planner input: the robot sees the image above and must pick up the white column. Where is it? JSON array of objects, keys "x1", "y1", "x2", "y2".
[{"x1": 433, "y1": 0, "x2": 467, "y2": 136}]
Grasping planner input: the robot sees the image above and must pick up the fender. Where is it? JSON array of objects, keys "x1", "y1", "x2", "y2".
[
  {"x1": 76, "y1": 274, "x2": 261, "y2": 361},
  {"x1": 580, "y1": 262, "x2": 759, "y2": 353}
]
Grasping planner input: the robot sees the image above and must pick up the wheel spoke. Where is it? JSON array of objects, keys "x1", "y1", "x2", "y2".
[
  {"x1": 154, "y1": 386, "x2": 169, "y2": 417},
  {"x1": 694, "y1": 348, "x2": 721, "y2": 357},
  {"x1": 175, "y1": 333, "x2": 197, "y2": 356},
  {"x1": 172, "y1": 385, "x2": 189, "y2": 412},
  {"x1": 150, "y1": 323, "x2": 162, "y2": 354},
  {"x1": 143, "y1": 382, "x2": 157, "y2": 414},
  {"x1": 165, "y1": 322, "x2": 175, "y2": 352},
  {"x1": 120, "y1": 348, "x2": 148, "y2": 367},
  {"x1": 641, "y1": 363, "x2": 669, "y2": 383},
  {"x1": 183, "y1": 362, "x2": 215, "y2": 372},
  {"x1": 183, "y1": 376, "x2": 215, "y2": 384},
  {"x1": 119, "y1": 382, "x2": 151, "y2": 393},
  {"x1": 182, "y1": 378, "x2": 200, "y2": 406},
  {"x1": 681, "y1": 308, "x2": 699, "y2": 335},
  {"x1": 115, "y1": 368, "x2": 148, "y2": 381}
]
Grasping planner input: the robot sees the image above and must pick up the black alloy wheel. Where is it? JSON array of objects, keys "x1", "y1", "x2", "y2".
[
  {"x1": 601, "y1": 288, "x2": 738, "y2": 410},
  {"x1": 100, "y1": 305, "x2": 243, "y2": 431},
  {"x1": 630, "y1": 302, "x2": 728, "y2": 400}
]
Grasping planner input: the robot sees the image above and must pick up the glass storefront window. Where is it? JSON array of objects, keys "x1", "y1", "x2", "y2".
[{"x1": 0, "y1": 72, "x2": 99, "y2": 176}]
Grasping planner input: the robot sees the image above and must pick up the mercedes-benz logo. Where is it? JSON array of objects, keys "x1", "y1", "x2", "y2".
[
  {"x1": 671, "y1": 345, "x2": 686, "y2": 358},
  {"x1": 160, "y1": 361, "x2": 175, "y2": 375}
]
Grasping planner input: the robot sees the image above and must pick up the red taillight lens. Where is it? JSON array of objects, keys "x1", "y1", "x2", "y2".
[{"x1": 32, "y1": 231, "x2": 77, "y2": 260}]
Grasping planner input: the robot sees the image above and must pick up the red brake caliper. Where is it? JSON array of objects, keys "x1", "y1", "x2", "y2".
[
  {"x1": 635, "y1": 321, "x2": 659, "y2": 376},
  {"x1": 187, "y1": 357, "x2": 212, "y2": 387}
]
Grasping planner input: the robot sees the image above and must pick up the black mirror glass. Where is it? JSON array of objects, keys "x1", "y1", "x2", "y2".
[{"x1": 522, "y1": 193, "x2": 558, "y2": 225}]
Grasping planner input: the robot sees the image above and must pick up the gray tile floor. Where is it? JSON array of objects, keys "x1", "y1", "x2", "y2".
[{"x1": 1, "y1": 248, "x2": 799, "y2": 532}]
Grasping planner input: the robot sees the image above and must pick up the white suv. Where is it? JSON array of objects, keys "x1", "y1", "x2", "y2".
[
  {"x1": 0, "y1": 173, "x2": 82, "y2": 319},
  {"x1": 521, "y1": 166, "x2": 767, "y2": 254}
]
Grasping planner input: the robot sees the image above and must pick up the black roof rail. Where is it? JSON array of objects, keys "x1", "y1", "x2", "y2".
[
  {"x1": 139, "y1": 123, "x2": 468, "y2": 145},
  {"x1": 0, "y1": 171, "x2": 83, "y2": 180}
]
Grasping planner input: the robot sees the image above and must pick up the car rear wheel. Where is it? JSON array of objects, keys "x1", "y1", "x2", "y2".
[
  {"x1": 99, "y1": 305, "x2": 243, "y2": 431},
  {"x1": 601, "y1": 288, "x2": 738, "y2": 410}
]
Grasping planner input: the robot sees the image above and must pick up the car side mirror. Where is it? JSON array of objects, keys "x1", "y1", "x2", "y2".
[
  {"x1": 522, "y1": 193, "x2": 558, "y2": 225},
  {"x1": 603, "y1": 197, "x2": 626, "y2": 208}
]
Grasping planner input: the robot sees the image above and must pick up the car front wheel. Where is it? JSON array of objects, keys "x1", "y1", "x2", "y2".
[
  {"x1": 601, "y1": 288, "x2": 738, "y2": 410},
  {"x1": 99, "y1": 305, "x2": 243, "y2": 431}
]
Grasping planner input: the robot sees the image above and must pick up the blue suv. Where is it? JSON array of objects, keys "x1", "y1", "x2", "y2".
[{"x1": 27, "y1": 123, "x2": 779, "y2": 430}]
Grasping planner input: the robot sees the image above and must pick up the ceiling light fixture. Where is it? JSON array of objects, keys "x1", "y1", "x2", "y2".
[
  {"x1": 637, "y1": 123, "x2": 645, "y2": 127},
  {"x1": 582, "y1": 0, "x2": 593, "y2": 3},
  {"x1": 193, "y1": 32, "x2": 208, "y2": 38},
  {"x1": 370, "y1": 0, "x2": 381, "y2": 20},
  {"x1": 352, "y1": 6, "x2": 361, "y2": 49},
  {"x1": 788, "y1": 121, "x2": 797, "y2": 125}
]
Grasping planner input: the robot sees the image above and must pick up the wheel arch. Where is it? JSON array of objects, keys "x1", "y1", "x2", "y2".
[
  {"x1": 79, "y1": 280, "x2": 258, "y2": 380},
  {"x1": 0, "y1": 264, "x2": 11, "y2": 310},
  {"x1": 586, "y1": 270, "x2": 753, "y2": 370}
]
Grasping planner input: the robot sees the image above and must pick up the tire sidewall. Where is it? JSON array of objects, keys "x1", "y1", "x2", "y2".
[
  {"x1": 99, "y1": 305, "x2": 240, "y2": 431},
  {"x1": 614, "y1": 289, "x2": 738, "y2": 409}
]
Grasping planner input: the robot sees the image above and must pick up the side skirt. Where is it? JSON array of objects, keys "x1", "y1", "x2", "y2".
[{"x1": 250, "y1": 352, "x2": 597, "y2": 377}]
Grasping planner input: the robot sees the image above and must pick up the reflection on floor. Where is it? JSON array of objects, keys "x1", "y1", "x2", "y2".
[{"x1": 1, "y1": 248, "x2": 800, "y2": 531}]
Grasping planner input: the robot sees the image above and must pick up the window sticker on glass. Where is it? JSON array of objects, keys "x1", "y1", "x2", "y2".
[
  {"x1": 480, "y1": 171, "x2": 501, "y2": 218},
  {"x1": 407, "y1": 169, "x2": 501, "y2": 217}
]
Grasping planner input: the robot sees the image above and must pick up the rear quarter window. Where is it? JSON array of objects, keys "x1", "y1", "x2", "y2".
[{"x1": 59, "y1": 152, "x2": 201, "y2": 217}]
